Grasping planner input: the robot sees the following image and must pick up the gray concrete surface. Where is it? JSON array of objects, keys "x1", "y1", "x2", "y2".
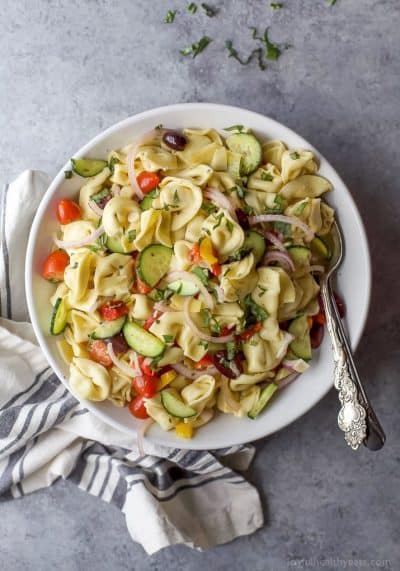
[{"x1": 1, "y1": 0, "x2": 399, "y2": 569}]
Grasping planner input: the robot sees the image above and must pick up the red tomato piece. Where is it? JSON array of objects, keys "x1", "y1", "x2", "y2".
[
  {"x1": 237, "y1": 322, "x2": 262, "y2": 341},
  {"x1": 193, "y1": 354, "x2": 214, "y2": 370},
  {"x1": 128, "y1": 395, "x2": 149, "y2": 419},
  {"x1": 189, "y1": 243, "x2": 202, "y2": 264},
  {"x1": 133, "y1": 375, "x2": 158, "y2": 398},
  {"x1": 136, "y1": 275, "x2": 152, "y2": 294},
  {"x1": 56, "y1": 199, "x2": 81, "y2": 225},
  {"x1": 211, "y1": 263, "x2": 221, "y2": 276},
  {"x1": 136, "y1": 171, "x2": 160, "y2": 194},
  {"x1": 138, "y1": 356, "x2": 157, "y2": 376},
  {"x1": 100, "y1": 301, "x2": 129, "y2": 321},
  {"x1": 88, "y1": 340, "x2": 112, "y2": 367},
  {"x1": 42, "y1": 250, "x2": 70, "y2": 282}
]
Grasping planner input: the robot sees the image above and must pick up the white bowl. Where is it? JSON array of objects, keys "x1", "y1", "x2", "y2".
[{"x1": 25, "y1": 103, "x2": 371, "y2": 450}]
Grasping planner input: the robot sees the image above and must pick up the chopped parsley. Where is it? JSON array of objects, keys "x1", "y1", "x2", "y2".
[
  {"x1": 226, "y1": 341, "x2": 236, "y2": 360},
  {"x1": 227, "y1": 247, "x2": 250, "y2": 263},
  {"x1": 265, "y1": 194, "x2": 284, "y2": 214},
  {"x1": 273, "y1": 221, "x2": 291, "y2": 237},
  {"x1": 226, "y1": 219, "x2": 234, "y2": 233},
  {"x1": 258, "y1": 285, "x2": 268, "y2": 298},
  {"x1": 294, "y1": 201, "x2": 307, "y2": 216},
  {"x1": 328, "y1": 0, "x2": 336, "y2": 5},
  {"x1": 180, "y1": 36, "x2": 212, "y2": 58},
  {"x1": 251, "y1": 27, "x2": 282, "y2": 61},
  {"x1": 290, "y1": 151, "x2": 300, "y2": 160},
  {"x1": 261, "y1": 171, "x2": 274, "y2": 181},
  {"x1": 188, "y1": 2, "x2": 197, "y2": 14},
  {"x1": 201, "y1": 308, "x2": 221, "y2": 334},
  {"x1": 212, "y1": 212, "x2": 225, "y2": 229},
  {"x1": 163, "y1": 334, "x2": 174, "y2": 344},
  {"x1": 243, "y1": 293, "x2": 268, "y2": 325},
  {"x1": 199, "y1": 339, "x2": 209, "y2": 349},
  {"x1": 127, "y1": 229, "x2": 136, "y2": 242},
  {"x1": 201, "y1": 3, "x2": 217, "y2": 17},
  {"x1": 224, "y1": 125, "x2": 246, "y2": 133},
  {"x1": 270, "y1": 2, "x2": 283, "y2": 8},
  {"x1": 64, "y1": 170, "x2": 73, "y2": 179},
  {"x1": 108, "y1": 156, "x2": 120, "y2": 174},
  {"x1": 201, "y1": 201, "x2": 217, "y2": 215},
  {"x1": 191, "y1": 266, "x2": 209, "y2": 285},
  {"x1": 147, "y1": 187, "x2": 160, "y2": 199},
  {"x1": 225, "y1": 40, "x2": 264, "y2": 69},
  {"x1": 164, "y1": 9, "x2": 176, "y2": 23},
  {"x1": 229, "y1": 185, "x2": 246, "y2": 199},
  {"x1": 172, "y1": 189, "x2": 180, "y2": 205}
]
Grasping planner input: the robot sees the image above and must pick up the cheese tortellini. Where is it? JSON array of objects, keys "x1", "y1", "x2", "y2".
[{"x1": 49, "y1": 126, "x2": 336, "y2": 440}]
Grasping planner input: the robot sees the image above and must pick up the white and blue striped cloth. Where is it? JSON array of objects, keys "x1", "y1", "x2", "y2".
[{"x1": 0, "y1": 171, "x2": 263, "y2": 554}]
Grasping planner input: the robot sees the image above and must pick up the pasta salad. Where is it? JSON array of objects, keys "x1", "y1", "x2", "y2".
[{"x1": 42, "y1": 126, "x2": 337, "y2": 440}]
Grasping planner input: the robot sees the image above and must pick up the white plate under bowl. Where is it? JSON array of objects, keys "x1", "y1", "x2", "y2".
[{"x1": 25, "y1": 103, "x2": 371, "y2": 450}]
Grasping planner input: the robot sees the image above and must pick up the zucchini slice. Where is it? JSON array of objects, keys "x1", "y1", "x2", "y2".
[
  {"x1": 137, "y1": 244, "x2": 173, "y2": 288},
  {"x1": 287, "y1": 245, "x2": 311, "y2": 267},
  {"x1": 122, "y1": 321, "x2": 165, "y2": 357},
  {"x1": 91, "y1": 316, "x2": 126, "y2": 340},
  {"x1": 106, "y1": 235, "x2": 135, "y2": 254},
  {"x1": 161, "y1": 390, "x2": 197, "y2": 419},
  {"x1": 226, "y1": 133, "x2": 262, "y2": 175},
  {"x1": 167, "y1": 280, "x2": 199, "y2": 296},
  {"x1": 310, "y1": 236, "x2": 331, "y2": 260},
  {"x1": 288, "y1": 315, "x2": 312, "y2": 360},
  {"x1": 243, "y1": 230, "x2": 266, "y2": 264},
  {"x1": 50, "y1": 298, "x2": 68, "y2": 336},
  {"x1": 248, "y1": 383, "x2": 278, "y2": 419},
  {"x1": 71, "y1": 158, "x2": 108, "y2": 178}
]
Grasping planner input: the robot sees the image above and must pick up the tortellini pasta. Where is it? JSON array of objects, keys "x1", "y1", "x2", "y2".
[{"x1": 49, "y1": 126, "x2": 336, "y2": 440}]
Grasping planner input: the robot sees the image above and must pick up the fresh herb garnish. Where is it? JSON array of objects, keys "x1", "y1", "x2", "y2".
[
  {"x1": 224, "y1": 124, "x2": 246, "y2": 133},
  {"x1": 201, "y1": 201, "x2": 217, "y2": 215},
  {"x1": 225, "y1": 40, "x2": 262, "y2": 67},
  {"x1": 172, "y1": 189, "x2": 180, "y2": 205},
  {"x1": 273, "y1": 221, "x2": 291, "y2": 237},
  {"x1": 147, "y1": 187, "x2": 160, "y2": 199},
  {"x1": 199, "y1": 339, "x2": 209, "y2": 349},
  {"x1": 270, "y1": 2, "x2": 283, "y2": 9},
  {"x1": 108, "y1": 156, "x2": 121, "y2": 174},
  {"x1": 261, "y1": 171, "x2": 274, "y2": 181},
  {"x1": 230, "y1": 184, "x2": 246, "y2": 199},
  {"x1": 226, "y1": 341, "x2": 236, "y2": 360},
  {"x1": 201, "y1": 3, "x2": 217, "y2": 16},
  {"x1": 64, "y1": 170, "x2": 73, "y2": 179},
  {"x1": 192, "y1": 266, "x2": 209, "y2": 285},
  {"x1": 188, "y1": 2, "x2": 197, "y2": 13},
  {"x1": 212, "y1": 212, "x2": 225, "y2": 229},
  {"x1": 265, "y1": 194, "x2": 284, "y2": 214},
  {"x1": 243, "y1": 294, "x2": 268, "y2": 325},
  {"x1": 201, "y1": 308, "x2": 221, "y2": 334},
  {"x1": 258, "y1": 285, "x2": 268, "y2": 298},
  {"x1": 328, "y1": 0, "x2": 336, "y2": 5},
  {"x1": 163, "y1": 334, "x2": 174, "y2": 344},
  {"x1": 294, "y1": 201, "x2": 307, "y2": 216},
  {"x1": 251, "y1": 27, "x2": 282, "y2": 61},
  {"x1": 226, "y1": 219, "x2": 234, "y2": 233},
  {"x1": 227, "y1": 247, "x2": 251, "y2": 263},
  {"x1": 165, "y1": 9, "x2": 176, "y2": 23},
  {"x1": 127, "y1": 229, "x2": 136, "y2": 242},
  {"x1": 290, "y1": 151, "x2": 300, "y2": 160},
  {"x1": 180, "y1": 36, "x2": 212, "y2": 58},
  {"x1": 243, "y1": 204, "x2": 255, "y2": 216}
]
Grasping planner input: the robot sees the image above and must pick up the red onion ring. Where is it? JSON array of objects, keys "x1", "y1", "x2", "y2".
[
  {"x1": 249, "y1": 214, "x2": 314, "y2": 241},
  {"x1": 88, "y1": 200, "x2": 104, "y2": 217},
  {"x1": 276, "y1": 332, "x2": 295, "y2": 361},
  {"x1": 263, "y1": 231, "x2": 286, "y2": 252},
  {"x1": 171, "y1": 362, "x2": 219, "y2": 380},
  {"x1": 54, "y1": 225, "x2": 105, "y2": 249},
  {"x1": 183, "y1": 298, "x2": 235, "y2": 344},
  {"x1": 204, "y1": 189, "x2": 238, "y2": 222},
  {"x1": 107, "y1": 343, "x2": 141, "y2": 377},
  {"x1": 277, "y1": 373, "x2": 300, "y2": 390},
  {"x1": 262, "y1": 250, "x2": 295, "y2": 273}
]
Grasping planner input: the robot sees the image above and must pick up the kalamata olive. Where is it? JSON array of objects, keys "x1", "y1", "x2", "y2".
[
  {"x1": 96, "y1": 193, "x2": 112, "y2": 210},
  {"x1": 162, "y1": 130, "x2": 187, "y2": 151},
  {"x1": 106, "y1": 333, "x2": 129, "y2": 355},
  {"x1": 310, "y1": 321, "x2": 324, "y2": 349},
  {"x1": 235, "y1": 209, "x2": 250, "y2": 230},
  {"x1": 212, "y1": 350, "x2": 243, "y2": 379}
]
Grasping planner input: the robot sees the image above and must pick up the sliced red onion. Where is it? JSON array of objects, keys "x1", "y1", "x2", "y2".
[
  {"x1": 171, "y1": 362, "x2": 218, "y2": 380},
  {"x1": 263, "y1": 231, "x2": 286, "y2": 252},
  {"x1": 54, "y1": 225, "x2": 105, "y2": 249},
  {"x1": 204, "y1": 189, "x2": 238, "y2": 222},
  {"x1": 164, "y1": 270, "x2": 215, "y2": 310},
  {"x1": 249, "y1": 214, "x2": 314, "y2": 241},
  {"x1": 309, "y1": 265, "x2": 325, "y2": 273},
  {"x1": 183, "y1": 298, "x2": 235, "y2": 344},
  {"x1": 282, "y1": 358, "x2": 310, "y2": 373},
  {"x1": 276, "y1": 332, "x2": 295, "y2": 361},
  {"x1": 136, "y1": 418, "x2": 153, "y2": 456},
  {"x1": 262, "y1": 250, "x2": 295, "y2": 273},
  {"x1": 107, "y1": 343, "x2": 141, "y2": 377},
  {"x1": 277, "y1": 372, "x2": 300, "y2": 390},
  {"x1": 88, "y1": 200, "x2": 104, "y2": 217},
  {"x1": 214, "y1": 285, "x2": 224, "y2": 303}
]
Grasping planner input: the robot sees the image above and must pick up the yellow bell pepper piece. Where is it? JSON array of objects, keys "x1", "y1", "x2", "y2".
[
  {"x1": 199, "y1": 236, "x2": 218, "y2": 265},
  {"x1": 157, "y1": 370, "x2": 177, "y2": 391},
  {"x1": 175, "y1": 422, "x2": 193, "y2": 439}
]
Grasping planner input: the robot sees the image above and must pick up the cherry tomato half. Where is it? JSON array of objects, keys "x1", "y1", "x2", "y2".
[
  {"x1": 193, "y1": 354, "x2": 214, "y2": 370},
  {"x1": 56, "y1": 199, "x2": 81, "y2": 225},
  {"x1": 136, "y1": 171, "x2": 160, "y2": 194},
  {"x1": 88, "y1": 340, "x2": 112, "y2": 367},
  {"x1": 211, "y1": 263, "x2": 221, "y2": 276},
  {"x1": 42, "y1": 250, "x2": 70, "y2": 282},
  {"x1": 128, "y1": 395, "x2": 149, "y2": 419},
  {"x1": 100, "y1": 301, "x2": 129, "y2": 321},
  {"x1": 237, "y1": 322, "x2": 262, "y2": 341},
  {"x1": 133, "y1": 375, "x2": 158, "y2": 398}
]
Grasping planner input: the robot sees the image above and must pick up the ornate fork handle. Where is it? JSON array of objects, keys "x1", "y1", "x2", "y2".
[{"x1": 320, "y1": 280, "x2": 367, "y2": 450}]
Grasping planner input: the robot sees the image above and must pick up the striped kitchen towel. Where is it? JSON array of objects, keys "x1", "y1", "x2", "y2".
[{"x1": 0, "y1": 171, "x2": 263, "y2": 554}]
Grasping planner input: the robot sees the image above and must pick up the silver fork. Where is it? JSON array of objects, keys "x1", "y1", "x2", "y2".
[{"x1": 319, "y1": 220, "x2": 385, "y2": 451}]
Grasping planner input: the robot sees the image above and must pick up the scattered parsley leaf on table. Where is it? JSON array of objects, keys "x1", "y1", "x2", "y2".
[
  {"x1": 201, "y1": 3, "x2": 217, "y2": 17},
  {"x1": 225, "y1": 41, "x2": 265, "y2": 69},
  {"x1": 270, "y1": 2, "x2": 283, "y2": 9},
  {"x1": 251, "y1": 27, "x2": 282, "y2": 61},
  {"x1": 188, "y1": 2, "x2": 197, "y2": 14},
  {"x1": 180, "y1": 36, "x2": 212, "y2": 58},
  {"x1": 164, "y1": 9, "x2": 176, "y2": 23},
  {"x1": 328, "y1": 0, "x2": 337, "y2": 5}
]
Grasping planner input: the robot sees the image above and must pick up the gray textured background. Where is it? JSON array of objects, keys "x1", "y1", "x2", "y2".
[{"x1": 1, "y1": 0, "x2": 399, "y2": 569}]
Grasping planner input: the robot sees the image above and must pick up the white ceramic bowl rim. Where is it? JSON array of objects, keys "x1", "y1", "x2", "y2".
[{"x1": 25, "y1": 103, "x2": 371, "y2": 450}]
